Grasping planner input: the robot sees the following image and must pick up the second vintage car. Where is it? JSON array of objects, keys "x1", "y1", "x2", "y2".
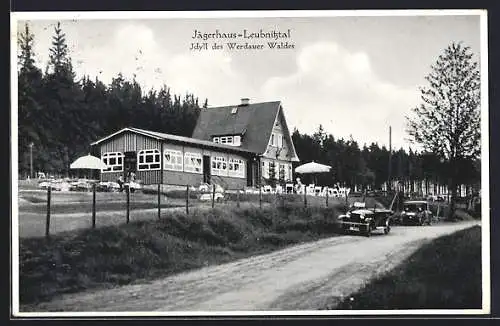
[
  {"x1": 338, "y1": 202, "x2": 394, "y2": 237},
  {"x1": 401, "y1": 200, "x2": 433, "y2": 225}
]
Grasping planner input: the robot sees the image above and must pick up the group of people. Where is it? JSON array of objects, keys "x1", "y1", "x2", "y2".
[{"x1": 116, "y1": 171, "x2": 136, "y2": 192}]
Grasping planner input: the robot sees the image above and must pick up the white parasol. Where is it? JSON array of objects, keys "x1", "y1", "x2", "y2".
[
  {"x1": 70, "y1": 154, "x2": 108, "y2": 182},
  {"x1": 295, "y1": 161, "x2": 332, "y2": 186},
  {"x1": 70, "y1": 154, "x2": 108, "y2": 170},
  {"x1": 295, "y1": 161, "x2": 331, "y2": 174}
]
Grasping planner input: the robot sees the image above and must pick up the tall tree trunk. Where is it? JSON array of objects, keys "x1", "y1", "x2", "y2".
[{"x1": 447, "y1": 159, "x2": 459, "y2": 220}]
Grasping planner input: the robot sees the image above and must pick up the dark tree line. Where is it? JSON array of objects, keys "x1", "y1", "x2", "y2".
[
  {"x1": 18, "y1": 22, "x2": 205, "y2": 177},
  {"x1": 291, "y1": 125, "x2": 480, "y2": 196}
]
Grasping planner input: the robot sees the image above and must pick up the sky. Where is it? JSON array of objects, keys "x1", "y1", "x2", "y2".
[{"x1": 16, "y1": 12, "x2": 482, "y2": 150}]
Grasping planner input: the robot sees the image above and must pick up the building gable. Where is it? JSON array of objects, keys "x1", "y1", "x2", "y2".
[
  {"x1": 192, "y1": 100, "x2": 299, "y2": 162},
  {"x1": 262, "y1": 105, "x2": 300, "y2": 162}
]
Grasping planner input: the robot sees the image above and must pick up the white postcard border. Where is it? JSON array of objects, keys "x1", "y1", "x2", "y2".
[{"x1": 10, "y1": 9, "x2": 490, "y2": 317}]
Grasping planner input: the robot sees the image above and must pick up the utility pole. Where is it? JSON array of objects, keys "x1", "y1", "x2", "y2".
[
  {"x1": 388, "y1": 126, "x2": 392, "y2": 192},
  {"x1": 29, "y1": 142, "x2": 34, "y2": 179}
]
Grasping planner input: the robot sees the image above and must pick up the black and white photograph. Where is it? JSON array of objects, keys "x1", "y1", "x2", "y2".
[{"x1": 11, "y1": 10, "x2": 489, "y2": 316}]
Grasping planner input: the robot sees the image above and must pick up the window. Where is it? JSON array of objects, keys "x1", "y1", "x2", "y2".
[
  {"x1": 137, "y1": 149, "x2": 161, "y2": 170},
  {"x1": 277, "y1": 135, "x2": 283, "y2": 148},
  {"x1": 213, "y1": 135, "x2": 241, "y2": 146},
  {"x1": 164, "y1": 149, "x2": 183, "y2": 171},
  {"x1": 184, "y1": 152, "x2": 202, "y2": 173},
  {"x1": 231, "y1": 107, "x2": 238, "y2": 114},
  {"x1": 279, "y1": 164, "x2": 286, "y2": 181},
  {"x1": 101, "y1": 152, "x2": 124, "y2": 172},
  {"x1": 228, "y1": 157, "x2": 245, "y2": 178},
  {"x1": 261, "y1": 160, "x2": 268, "y2": 179},
  {"x1": 220, "y1": 136, "x2": 234, "y2": 144},
  {"x1": 211, "y1": 156, "x2": 228, "y2": 176},
  {"x1": 271, "y1": 134, "x2": 275, "y2": 146}
]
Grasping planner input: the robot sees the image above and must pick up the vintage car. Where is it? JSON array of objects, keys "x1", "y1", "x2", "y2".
[
  {"x1": 338, "y1": 202, "x2": 393, "y2": 237},
  {"x1": 401, "y1": 200, "x2": 433, "y2": 225}
]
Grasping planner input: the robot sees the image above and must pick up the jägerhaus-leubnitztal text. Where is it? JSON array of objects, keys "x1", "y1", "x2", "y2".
[{"x1": 190, "y1": 29, "x2": 295, "y2": 51}]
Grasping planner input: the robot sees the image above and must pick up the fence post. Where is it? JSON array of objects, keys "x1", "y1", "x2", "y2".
[
  {"x1": 212, "y1": 184, "x2": 216, "y2": 208},
  {"x1": 45, "y1": 186, "x2": 51, "y2": 238},
  {"x1": 304, "y1": 187, "x2": 307, "y2": 208},
  {"x1": 126, "y1": 186, "x2": 130, "y2": 224},
  {"x1": 345, "y1": 190, "x2": 348, "y2": 208},
  {"x1": 237, "y1": 189, "x2": 240, "y2": 208},
  {"x1": 186, "y1": 185, "x2": 189, "y2": 215},
  {"x1": 157, "y1": 183, "x2": 161, "y2": 220},
  {"x1": 326, "y1": 188, "x2": 329, "y2": 207},
  {"x1": 92, "y1": 183, "x2": 96, "y2": 228},
  {"x1": 259, "y1": 185, "x2": 262, "y2": 209}
]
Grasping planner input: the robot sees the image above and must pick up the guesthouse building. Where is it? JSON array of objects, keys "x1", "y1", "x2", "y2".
[{"x1": 90, "y1": 99, "x2": 300, "y2": 189}]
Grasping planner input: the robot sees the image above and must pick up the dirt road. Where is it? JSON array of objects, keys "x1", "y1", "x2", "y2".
[{"x1": 26, "y1": 221, "x2": 480, "y2": 312}]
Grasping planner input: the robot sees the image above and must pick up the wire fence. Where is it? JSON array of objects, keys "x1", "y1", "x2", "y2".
[
  {"x1": 18, "y1": 179, "x2": 478, "y2": 239},
  {"x1": 18, "y1": 182, "x2": 367, "y2": 239}
]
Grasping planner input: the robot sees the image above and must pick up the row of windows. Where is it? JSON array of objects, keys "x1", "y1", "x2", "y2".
[
  {"x1": 138, "y1": 149, "x2": 161, "y2": 170},
  {"x1": 101, "y1": 150, "x2": 245, "y2": 178},
  {"x1": 102, "y1": 152, "x2": 124, "y2": 172},
  {"x1": 261, "y1": 160, "x2": 293, "y2": 181},
  {"x1": 210, "y1": 156, "x2": 245, "y2": 178}
]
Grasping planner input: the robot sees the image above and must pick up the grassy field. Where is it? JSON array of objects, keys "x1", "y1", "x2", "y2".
[
  {"x1": 19, "y1": 205, "x2": 343, "y2": 306},
  {"x1": 328, "y1": 225, "x2": 482, "y2": 310}
]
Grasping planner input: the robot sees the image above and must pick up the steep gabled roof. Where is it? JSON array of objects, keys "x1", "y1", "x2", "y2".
[{"x1": 192, "y1": 101, "x2": 282, "y2": 154}]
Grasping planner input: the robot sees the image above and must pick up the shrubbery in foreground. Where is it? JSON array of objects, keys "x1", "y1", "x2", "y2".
[{"x1": 20, "y1": 206, "x2": 342, "y2": 306}]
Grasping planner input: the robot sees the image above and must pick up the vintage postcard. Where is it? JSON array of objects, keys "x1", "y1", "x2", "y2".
[{"x1": 11, "y1": 10, "x2": 489, "y2": 317}]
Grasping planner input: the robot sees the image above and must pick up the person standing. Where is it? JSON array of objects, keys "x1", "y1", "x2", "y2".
[{"x1": 117, "y1": 175, "x2": 124, "y2": 192}]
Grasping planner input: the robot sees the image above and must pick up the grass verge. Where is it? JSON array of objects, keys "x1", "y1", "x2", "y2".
[
  {"x1": 20, "y1": 205, "x2": 342, "y2": 307},
  {"x1": 330, "y1": 225, "x2": 482, "y2": 310}
]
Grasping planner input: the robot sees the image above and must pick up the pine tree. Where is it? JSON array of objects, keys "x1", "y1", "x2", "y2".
[
  {"x1": 17, "y1": 23, "x2": 44, "y2": 177},
  {"x1": 406, "y1": 42, "x2": 480, "y2": 219},
  {"x1": 42, "y1": 21, "x2": 86, "y2": 175},
  {"x1": 48, "y1": 22, "x2": 73, "y2": 79}
]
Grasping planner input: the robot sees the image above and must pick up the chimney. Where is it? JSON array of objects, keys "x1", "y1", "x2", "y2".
[{"x1": 240, "y1": 98, "x2": 250, "y2": 106}]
